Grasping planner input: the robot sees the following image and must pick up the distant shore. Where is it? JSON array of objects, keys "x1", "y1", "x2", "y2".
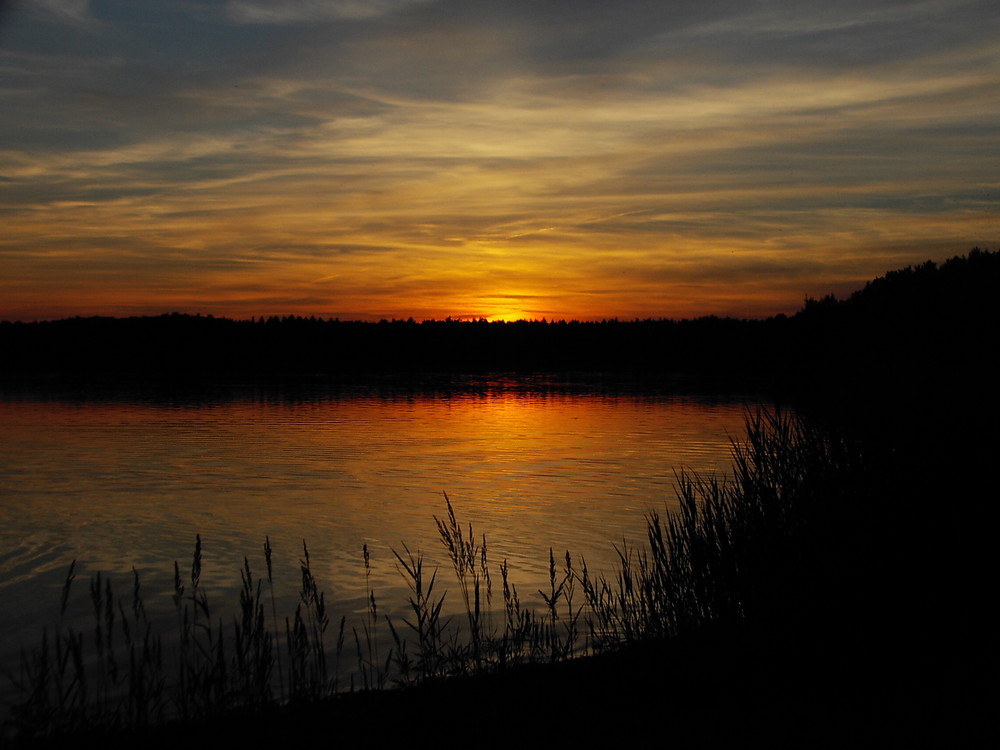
[{"x1": 4, "y1": 250, "x2": 997, "y2": 401}]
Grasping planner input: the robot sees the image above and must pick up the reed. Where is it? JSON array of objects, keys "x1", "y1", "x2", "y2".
[
  {"x1": 434, "y1": 493, "x2": 492, "y2": 669},
  {"x1": 354, "y1": 543, "x2": 390, "y2": 691},
  {"x1": 390, "y1": 542, "x2": 447, "y2": 683},
  {"x1": 580, "y1": 408, "x2": 859, "y2": 646},
  {"x1": 2, "y1": 408, "x2": 850, "y2": 744}
]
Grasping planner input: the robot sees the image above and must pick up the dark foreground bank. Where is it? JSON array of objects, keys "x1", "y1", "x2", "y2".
[{"x1": 20, "y1": 622, "x2": 985, "y2": 749}]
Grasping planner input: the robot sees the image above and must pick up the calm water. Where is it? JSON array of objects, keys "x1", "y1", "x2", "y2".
[{"x1": 0, "y1": 383, "x2": 766, "y2": 688}]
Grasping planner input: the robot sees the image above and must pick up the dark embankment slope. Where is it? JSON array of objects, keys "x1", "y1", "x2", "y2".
[{"x1": 768, "y1": 249, "x2": 998, "y2": 748}]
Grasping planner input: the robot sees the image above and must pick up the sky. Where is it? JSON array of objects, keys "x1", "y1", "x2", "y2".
[{"x1": 1, "y1": 0, "x2": 998, "y2": 322}]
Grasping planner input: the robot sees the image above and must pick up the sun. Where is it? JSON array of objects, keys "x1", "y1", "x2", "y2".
[{"x1": 484, "y1": 311, "x2": 532, "y2": 323}]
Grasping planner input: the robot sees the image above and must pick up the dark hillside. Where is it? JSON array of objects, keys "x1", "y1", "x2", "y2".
[
  {"x1": 785, "y1": 249, "x2": 998, "y2": 734},
  {"x1": 786, "y1": 247, "x2": 1000, "y2": 393}
]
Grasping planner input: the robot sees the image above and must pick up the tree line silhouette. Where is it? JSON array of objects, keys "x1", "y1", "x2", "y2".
[{"x1": 2, "y1": 248, "x2": 997, "y2": 392}]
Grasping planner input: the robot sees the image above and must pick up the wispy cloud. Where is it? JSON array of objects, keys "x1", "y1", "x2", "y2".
[
  {"x1": 226, "y1": 0, "x2": 433, "y2": 24},
  {"x1": 29, "y1": 0, "x2": 94, "y2": 26}
]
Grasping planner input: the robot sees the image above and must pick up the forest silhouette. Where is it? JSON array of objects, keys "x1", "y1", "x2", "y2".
[{"x1": 2, "y1": 248, "x2": 997, "y2": 393}]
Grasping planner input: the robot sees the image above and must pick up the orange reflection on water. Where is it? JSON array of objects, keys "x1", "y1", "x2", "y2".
[{"x1": 0, "y1": 388, "x2": 759, "y2": 659}]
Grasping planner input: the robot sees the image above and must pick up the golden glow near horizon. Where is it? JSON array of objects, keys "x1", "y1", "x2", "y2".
[{"x1": 1, "y1": 2, "x2": 998, "y2": 322}]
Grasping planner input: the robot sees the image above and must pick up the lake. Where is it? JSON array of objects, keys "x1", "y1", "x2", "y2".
[{"x1": 0, "y1": 380, "x2": 768, "y2": 698}]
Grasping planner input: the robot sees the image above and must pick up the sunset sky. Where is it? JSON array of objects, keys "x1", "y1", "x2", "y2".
[{"x1": 2, "y1": 0, "x2": 997, "y2": 322}]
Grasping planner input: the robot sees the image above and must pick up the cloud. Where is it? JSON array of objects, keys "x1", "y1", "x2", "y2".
[
  {"x1": 30, "y1": 0, "x2": 92, "y2": 25},
  {"x1": 226, "y1": 0, "x2": 432, "y2": 24}
]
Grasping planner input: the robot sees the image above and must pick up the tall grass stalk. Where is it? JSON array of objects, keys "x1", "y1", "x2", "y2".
[
  {"x1": 390, "y1": 543, "x2": 447, "y2": 683},
  {"x1": 263, "y1": 536, "x2": 285, "y2": 701},
  {"x1": 434, "y1": 493, "x2": 493, "y2": 670},
  {"x1": 581, "y1": 408, "x2": 857, "y2": 645},
  {"x1": 354, "y1": 543, "x2": 390, "y2": 691}
]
